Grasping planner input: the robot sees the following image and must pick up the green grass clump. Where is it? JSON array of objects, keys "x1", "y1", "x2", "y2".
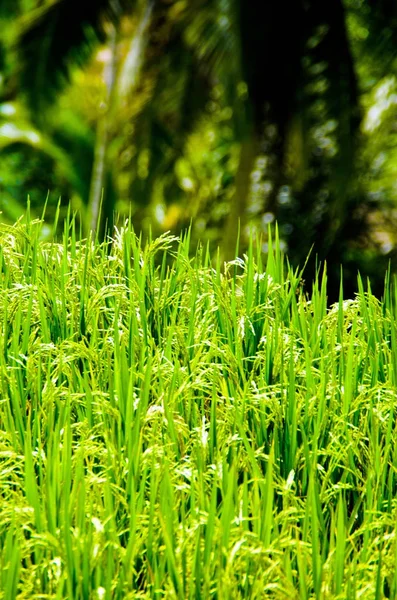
[{"x1": 1, "y1": 214, "x2": 397, "y2": 599}]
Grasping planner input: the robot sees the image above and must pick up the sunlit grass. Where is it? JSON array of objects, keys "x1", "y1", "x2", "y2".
[{"x1": 1, "y1": 212, "x2": 397, "y2": 599}]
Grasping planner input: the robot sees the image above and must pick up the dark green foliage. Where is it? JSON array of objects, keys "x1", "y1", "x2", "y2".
[
  {"x1": 14, "y1": 0, "x2": 135, "y2": 116},
  {"x1": 1, "y1": 0, "x2": 397, "y2": 299}
]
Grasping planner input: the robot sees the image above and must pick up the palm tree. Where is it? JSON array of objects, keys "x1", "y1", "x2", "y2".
[{"x1": 2, "y1": 0, "x2": 397, "y2": 299}]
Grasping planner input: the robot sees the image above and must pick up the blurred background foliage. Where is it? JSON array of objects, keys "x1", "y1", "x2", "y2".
[{"x1": 1, "y1": 0, "x2": 397, "y2": 298}]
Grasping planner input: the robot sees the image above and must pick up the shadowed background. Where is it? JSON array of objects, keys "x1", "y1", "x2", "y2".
[{"x1": 1, "y1": 0, "x2": 397, "y2": 300}]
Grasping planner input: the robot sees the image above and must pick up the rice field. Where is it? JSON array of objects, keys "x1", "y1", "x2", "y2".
[{"x1": 1, "y1": 211, "x2": 397, "y2": 599}]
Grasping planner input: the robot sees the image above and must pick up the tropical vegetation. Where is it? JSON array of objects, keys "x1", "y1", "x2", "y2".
[{"x1": 1, "y1": 1, "x2": 397, "y2": 296}]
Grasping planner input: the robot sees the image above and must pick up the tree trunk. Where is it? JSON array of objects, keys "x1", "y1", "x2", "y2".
[
  {"x1": 88, "y1": 21, "x2": 118, "y2": 236},
  {"x1": 88, "y1": 2, "x2": 153, "y2": 237},
  {"x1": 223, "y1": 133, "x2": 257, "y2": 261}
]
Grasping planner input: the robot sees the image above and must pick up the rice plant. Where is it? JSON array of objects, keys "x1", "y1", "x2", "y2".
[{"x1": 1, "y1": 212, "x2": 397, "y2": 599}]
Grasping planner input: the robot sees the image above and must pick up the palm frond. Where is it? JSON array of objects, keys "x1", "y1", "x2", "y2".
[
  {"x1": 14, "y1": 0, "x2": 134, "y2": 116},
  {"x1": 0, "y1": 108, "x2": 93, "y2": 202}
]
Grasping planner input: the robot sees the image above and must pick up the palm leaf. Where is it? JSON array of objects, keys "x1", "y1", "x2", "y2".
[
  {"x1": 0, "y1": 113, "x2": 92, "y2": 202},
  {"x1": 14, "y1": 0, "x2": 135, "y2": 116}
]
